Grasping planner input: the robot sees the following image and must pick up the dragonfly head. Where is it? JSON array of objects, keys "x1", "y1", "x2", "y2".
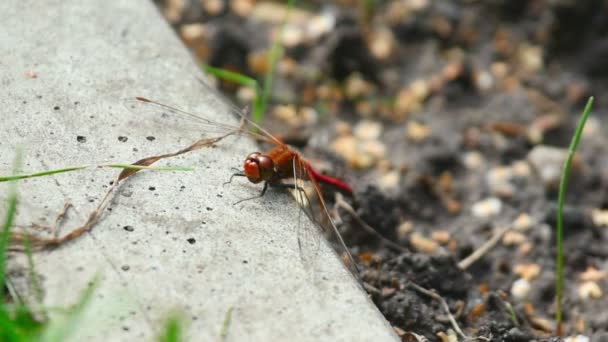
[{"x1": 244, "y1": 152, "x2": 275, "y2": 183}]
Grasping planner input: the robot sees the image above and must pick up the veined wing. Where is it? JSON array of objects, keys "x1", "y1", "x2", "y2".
[
  {"x1": 291, "y1": 155, "x2": 359, "y2": 277},
  {"x1": 123, "y1": 79, "x2": 282, "y2": 145}
]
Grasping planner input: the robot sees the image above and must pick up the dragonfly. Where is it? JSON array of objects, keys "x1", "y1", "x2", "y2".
[{"x1": 123, "y1": 81, "x2": 358, "y2": 274}]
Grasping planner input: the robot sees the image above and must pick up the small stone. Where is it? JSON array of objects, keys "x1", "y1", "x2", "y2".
[
  {"x1": 591, "y1": 209, "x2": 608, "y2": 227},
  {"x1": 513, "y1": 213, "x2": 532, "y2": 231},
  {"x1": 486, "y1": 166, "x2": 513, "y2": 192},
  {"x1": 578, "y1": 281, "x2": 602, "y2": 299},
  {"x1": 503, "y1": 231, "x2": 527, "y2": 246},
  {"x1": 527, "y1": 145, "x2": 570, "y2": 187},
  {"x1": 410, "y1": 232, "x2": 439, "y2": 254},
  {"x1": 475, "y1": 70, "x2": 494, "y2": 91},
  {"x1": 331, "y1": 136, "x2": 357, "y2": 165},
  {"x1": 230, "y1": 0, "x2": 254, "y2": 17},
  {"x1": 463, "y1": 151, "x2": 485, "y2": 170},
  {"x1": 513, "y1": 263, "x2": 541, "y2": 280},
  {"x1": 517, "y1": 242, "x2": 533, "y2": 255},
  {"x1": 511, "y1": 278, "x2": 531, "y2": 300},
  {"x1": 397, "y1": 221, "x2": 413, "y2": 239},
  {"x1": 248, "y1": 50, "x2": 270, "y2": 75},
  {"x1": 379, "y1": 170, "x2": 400, "y2": 191},
  {"x1": 281, "y1": 25, "x2": 304, "y2": 48},
  {"x1": 490, "y1": 62, "x2": 509, "y2": 79},
  {"x1": 579, "y1": 266, "x2": 606, "y2": 282},
  {"x1": 273, "y1": 104, "x2": 297, "y2": 124},
  {"x1": 369, "y1": 27, "x2": 395, "y2": 61},
  {"x1": 354, "y1": 120, "x2": 383, "y2": 140},
  {"x1": 334, "y1": 121, "x2": 352, "y2": 136},
  {"x1": 519, "y1": 44, "x2": 543, "y2": 72},
  {"x1": 345, "y1": 74, "x2": 373, "y2": 99},
  {"x1": 203, "y1": 0, "x2": 224, "y2": 15},
  {"x1": 236, "y1": 86, "x2": 256, "y2": 103},
  {"x1": 511, "y1": 160, "x2": 531, "y2": 178},
  {"x1": 565, "y1": 335, "x2": 590, "y2": 342},
  {"x1": 361, "y1": 140, "x2": 386, "y2": 159},
  {"x1": 409, "y1": 79, "x2": 430, "y2": 101},
  {"x1": 308, "y1": 13, "x2": 334, "y2": 39},
  {"x1": 431, "y1": 230, "x2": 450, "y2": 244},
  {"x1": 471, "y1": 197, "x2": 502, "y2": 218},
  {"x1": 406, "y1": 121, "x2": 431, "y2": 142}
]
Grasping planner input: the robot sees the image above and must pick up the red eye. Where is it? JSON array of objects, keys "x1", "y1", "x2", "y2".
[{"x1": 243, "y1": 153, "x2": 274, "y2": 183}]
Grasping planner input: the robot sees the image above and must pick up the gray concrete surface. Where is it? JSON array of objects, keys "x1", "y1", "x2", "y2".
[{"x1": 0, "y1": 1, "x2": 399, "y2": 341}]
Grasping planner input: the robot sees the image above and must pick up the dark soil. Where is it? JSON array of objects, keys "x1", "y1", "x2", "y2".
[{"x1": 156, "y1": 1, "x2": 608, "y2": 341}]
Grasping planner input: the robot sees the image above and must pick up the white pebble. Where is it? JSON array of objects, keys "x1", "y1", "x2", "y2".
[
  {"x1": 565, "y1": 335, "x2": 590, "y2": 342},
  {"x1": 471, "y1": 197, "x2": 502, "y2": 218},
  {"x1": 578, "y1": 281, "x2": 603, "y2": 300},
  {"x1": 510, "y1": 278, "x2": 531, "y2": 300}
]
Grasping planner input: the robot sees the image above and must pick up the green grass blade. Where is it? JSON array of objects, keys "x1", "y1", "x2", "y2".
[
  {"x1": 0, "y1": 166, "x2": 87, "y2": 182},
  {"x1": 555, "y1": 96, "x2": 594, "y2": 333},
  {"x1": 203, "y1": 65, "x2": 259, "y2": 88},
  {"x1": 219, "y1": 307, "x2": 233, "y2": 340},
  {"x1": 0, "y1": 151, "x2": 22, "y2": 291},
  {"x1": 157, "y1": 313, "x2": 183, "y2": 342}
]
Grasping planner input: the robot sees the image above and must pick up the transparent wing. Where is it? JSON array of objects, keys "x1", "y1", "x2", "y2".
[
  {"x1": 292, "y1": 156, "x2": 359, "y2": 276},
  {"x1": 292, "y1": 157, "x2": 321, "y2": 273},
  {"x1": 122, "y1": 79, "x2": 277, "y2": 143}
]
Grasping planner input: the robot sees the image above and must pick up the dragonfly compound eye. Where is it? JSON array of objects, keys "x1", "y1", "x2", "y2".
[{"x1": 244, "y1": 152, "x2": 274, "y2": 183}]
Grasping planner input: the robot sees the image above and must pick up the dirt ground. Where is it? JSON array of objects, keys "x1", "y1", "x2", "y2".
[{"x1": 156, "y1": 1, "x2": 608, "y2": 341}]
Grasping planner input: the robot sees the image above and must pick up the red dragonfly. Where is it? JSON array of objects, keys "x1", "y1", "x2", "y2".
[{"x1": 124, "y1": 83, "x2": 357, "y2": 273}]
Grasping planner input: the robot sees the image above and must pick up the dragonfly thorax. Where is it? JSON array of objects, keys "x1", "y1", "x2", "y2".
[{"x1": 244, "y1": 152, "x2": 275, "y2": 184}]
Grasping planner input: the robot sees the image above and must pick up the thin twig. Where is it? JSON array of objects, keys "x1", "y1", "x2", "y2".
[
  {"x1": 408, "y1": 282, "x2": 491, "y2": 341},
  {"x1": 458, "y1": 225, "x2": 511, "y2": 270}
]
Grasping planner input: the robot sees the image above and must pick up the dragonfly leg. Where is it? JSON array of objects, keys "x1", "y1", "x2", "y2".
[
  {"x1": 233, "y1": 182, "x2": 269, "y2": 205},
  {"x1": 223, "y1": 169, "x2": 246, "y2": 186}
]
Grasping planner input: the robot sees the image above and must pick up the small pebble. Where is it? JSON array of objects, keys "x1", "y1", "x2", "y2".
[
  {"x1": 518, "y1": 44, "x2": 543, "y2": 72},
  {"x1": 369, "y1": 27, "x2": 395, "y2": 61},
  {"x1": 361, "y1": 140, "x2": 386, "y2": 159},
  {"x1": 511, "y1": 278, "x2": 531, "y2": 300},
  {"x1": 527, "y1": 145, "x2": 569, "y2": 187},
  {"x1": 579, "y1": 267, "x2": 606, "y2": 282},
  {"x1": 513, "y1": 213, "x2": 532, "y2": 231},
  {"x1": 503, "y1": 231, "x2": 527, "y2": 246},
  {"x1": 462, "y1": 151, "x2": 485, "y2": 170},
  {"x1": 431, "y1": 230, "x2": 450, "y2": 244},
  {"x1": 378, "y1": 170, "x2": 400, "y2": 191},
  {"x1": 345, "y1": 74, "x2": 372, "y2": 99},
  {"x1": 230, "y1": 0, "x2": 254, "y2": 17},
  {"x1": 565, "y1": 335, "x2": 590, "y2": 342},
  {"x1": 409, "y1": 232, "x2": 438, "y2": 254},
  {"x1": 471, "y1": 197, "x2": 502, "y2": 218},
  {"x1": 511, "y1": 160, "x2": 531, "y2": 178},
  {"x1": 354, "y1": 120, "x2": 383, "y2": 140},
  {"x1": 475, "y1": 70, "x2": 494, "y2": 91},
  {"x1": 578, "y1": 281, "x2": 602, "y2": 300},
  {"x1": 513, "y1": 263, "x2": 541, "y2": 280},
  {"x1": 397, "y1": 221, "x2": 413, "y2": 240},
  {"x1": 406, "y1": 121, "x2": 431, "y2": 142},
  {"x1": 591, "y1": 209, "x2": 608, "y2": 227}
]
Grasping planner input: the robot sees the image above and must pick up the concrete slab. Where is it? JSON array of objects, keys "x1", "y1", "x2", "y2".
[{"x1": 0, "y1": 0, "x2": 399, "y2": 341}]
